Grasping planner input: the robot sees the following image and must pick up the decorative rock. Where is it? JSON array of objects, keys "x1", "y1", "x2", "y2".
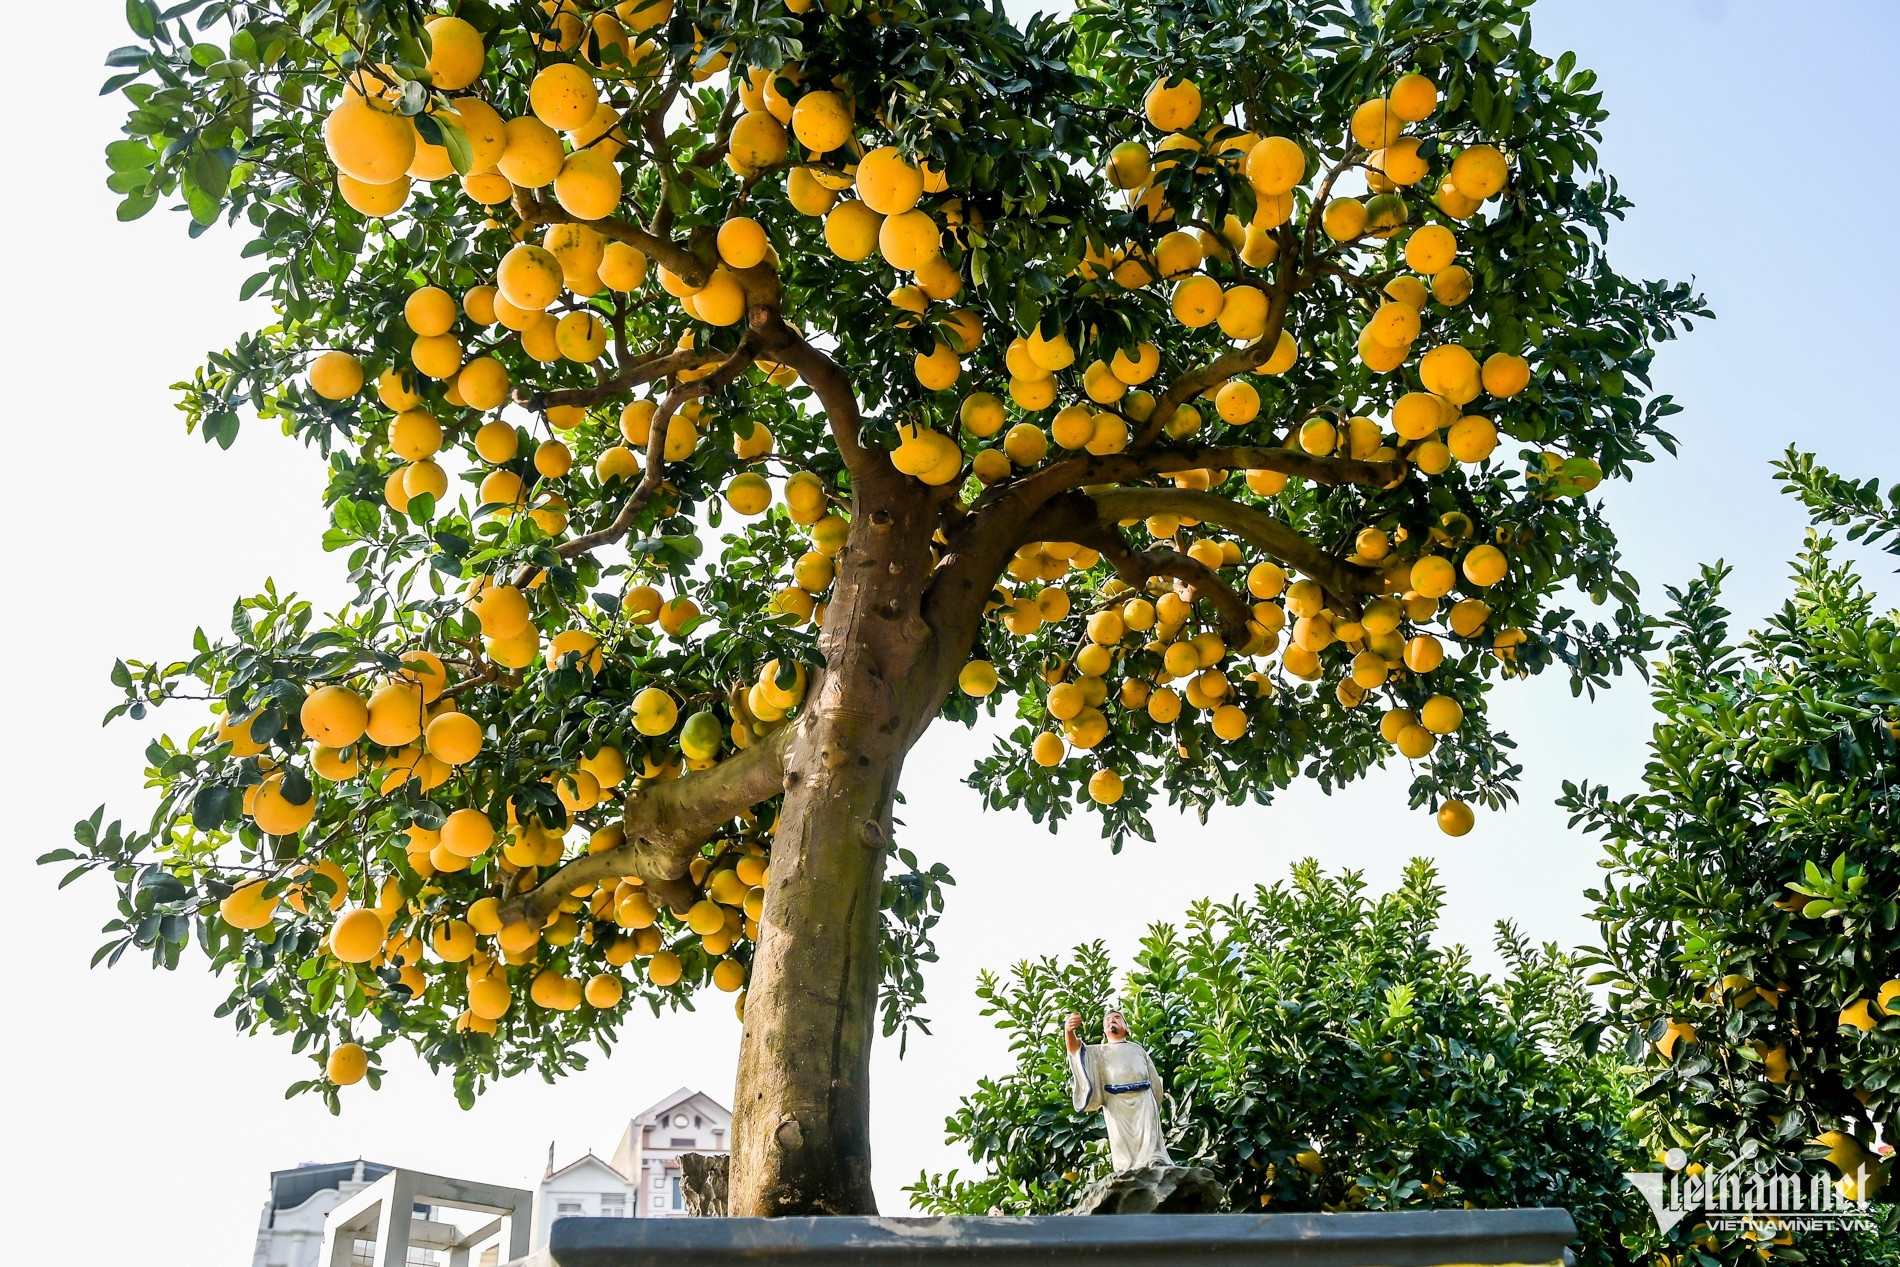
[
  {"x1": 678, "y1": 1153, "x2": 729, "y2": 1217},
  {"x1": 1063, "y1": 1164, "x2": 1226, "y2": 1215}
]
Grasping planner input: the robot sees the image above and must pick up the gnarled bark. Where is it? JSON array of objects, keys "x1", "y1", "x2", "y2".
[{"x1": 728, "y1": 471, "x2": 946, "y2": 1217}]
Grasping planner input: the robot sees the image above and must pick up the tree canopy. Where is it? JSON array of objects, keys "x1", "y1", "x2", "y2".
[
  {"x1": 58, "y1": 0, "x2": 1701, "y2": 1213},
  {"x1": 1571, "y1": 453, "x2": 1900, "y2": 1254},
  {"x1": 911, "y1": 859, "x2": 1645, "y2": 1266}
]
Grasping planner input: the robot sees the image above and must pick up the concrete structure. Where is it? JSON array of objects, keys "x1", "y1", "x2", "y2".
[
  {"x1": 316, "y1": 1167, "x2": 533, "y2": 1267},
  {"x1": 532, "y1": 1088, "x2": 731, "y2": 1249},
  {"x1": 535, "y1": 1209, "x2": 1580, "y2": 1266},
  {"x1": 254, "y1": 1160, "x2": 395, "y2": 1267}
]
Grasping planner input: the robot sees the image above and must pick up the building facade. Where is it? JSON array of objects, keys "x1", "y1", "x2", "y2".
[
  {"x1": 531, "y1": 1087, "x2": 731, "y2": 1249},
  {"x1": 253, "y1": 1160, "x2": 395, "y2": 1267}
]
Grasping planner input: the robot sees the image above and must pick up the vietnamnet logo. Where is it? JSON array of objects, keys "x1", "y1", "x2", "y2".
[{"x1": 1624, "y1": 1148, "x2": 1881, "y2": 1235}]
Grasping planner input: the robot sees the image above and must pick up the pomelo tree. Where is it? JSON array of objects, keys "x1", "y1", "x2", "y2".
[
  {"x1": 59, "y1": 0, "x2": 1701, "y2": 1215},
  {"x1": 1572, "y1": 454, "x2": 1900, "y2": 1251}
]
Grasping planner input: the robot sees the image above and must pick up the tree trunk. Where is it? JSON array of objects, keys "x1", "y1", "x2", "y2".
[{"x1": 728, "y1": 489, "x2": 945, "y2": 1216}]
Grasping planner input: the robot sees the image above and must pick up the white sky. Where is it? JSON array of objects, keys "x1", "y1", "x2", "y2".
[{"x1": 4, "y1": 1, "x2": 1899, "y2": 1261}]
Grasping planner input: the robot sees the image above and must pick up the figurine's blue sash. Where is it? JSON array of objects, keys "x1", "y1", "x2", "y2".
[{"x1": 1104, "y1": 1081, "x2": 1152, "y2": 1094}]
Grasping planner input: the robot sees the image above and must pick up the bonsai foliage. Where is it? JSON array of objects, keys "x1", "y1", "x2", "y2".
[
  {"x1": 1570, "y1": 453, "x2": 1900, "y2": 1256},
  {"x1": 910, "y1": 859, "x2": 1645, "y2": 1267},
  {"x1": 58, "y1": 0, "x2": 1697, "y2": 1212}
]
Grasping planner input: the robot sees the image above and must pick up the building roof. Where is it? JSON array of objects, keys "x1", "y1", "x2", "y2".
[
  {"x1": 633, "y1": 1086, "x2": 731, "y2": 1124},
  {"x1": 269, "y1": 1160, "x2": 394, "y2": 1223},
  {"x1": 543, "y1": 1152, "x2": 631, "y2": 1184}
]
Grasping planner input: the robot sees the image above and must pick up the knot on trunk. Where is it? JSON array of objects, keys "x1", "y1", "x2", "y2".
[{"x1": 775, "y1": 1117, "x2": 805, "y2": 1151}]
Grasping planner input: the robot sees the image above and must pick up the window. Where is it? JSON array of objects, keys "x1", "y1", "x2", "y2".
[
  {"x1": 669, "y1": 1177, "x2": 683, "y2": 1210},
  {"x1": 478, "y1": 1249, "x2": 499, "y2": 1267},
  {"x1": 670, "y1": 1137, "x2": 696, "y2": 1148},
  {"x1": 351, "y1": 1240, "x2": 377, "y2": 1267},
  {"x1": 673, "y1": 1113, "x2": 690, "y2": 1127},
  {"x1": 600, "y1": 1195, "x2": 626, "y2": 1218},
  {"x1": 556, "y1": 1200, "x2": 584, "y2": 1219},
  {"x1": 406, "y1": 1250, "x2": 442, "y2": 1266}
]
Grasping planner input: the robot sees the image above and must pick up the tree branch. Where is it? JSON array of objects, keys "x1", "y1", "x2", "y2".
[
  {"x1": 753, "y1": 315, "x2": 887, "y2": 485},
  {"x1": 551, "y1": 339, "x2": 758, "y2": 562},
  {"x1": 513, "y1": 187, "x2": 709, "y2": 287},
  {"x1": 502, "y1": 721, "x2": 795, "y2": 930},
  {"x1": 1077, "y1": 524, "x2": 1255, "y2": 646},
  {"x1": 1136, "y1": 284, "x2": 1294, "y2": 448},
  {"x1": 1086, "y1": 486, "x2": 1377, "y2": 615}
]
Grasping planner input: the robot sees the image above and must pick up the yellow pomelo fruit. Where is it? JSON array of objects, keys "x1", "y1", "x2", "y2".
[
  {"x1": 1481, "y1": 353, "x2": 1530, "y2": 398},
  {"x1": 326, "y1": 1042, "x2": 370, "y2": 1085},
  {"x1": 332, "y1": 908, "x2": 387, "y2": 963},
  {"x1": 325, "y1": 91, "x2": 416, "y2": 184},
  {"x1": 1437, "y1": 800, "x2": 1475, "y2": 836},
  {"x1": 791, "y1": 90, "x2": 852, "y2": 153},
  {"x1": 1217, "y1": 285, "x2": 1268, "y2": 341},
  {"x1": 1405, "y1": 223, "x2": 1457, "y2": 275},
  {"x1": 1321, "y1": 197, "x2": 1367, "y2": 241},
  {"x1": 1390, "y1": 73, "x2": 1437, "y2": 122},
  {"x1": 472, "y1": 583, "x2": 531, "y2": 638},
  {"x1": 1462, "y1": 544, "x2": 1508, "y2": 587},
  {"x1": 879, "y1": 209, "x2": 941, "y2": 271},
  {"x1": 1350, "y1": 98, "x2": 1405, "y2": 150},
  {"x1": 1088, "y1": 768, "x2": 1125, "y2": 804},
  {"x1": 338, "y1": 173, "x2": 411, "y2": 218},
  {"x1": 554, "y1": 147, "x2": 622, "y2": 220},
  {"x1": 914, "y1": 342, "x2": 960, "y2": 391},
  {"x1": 599, "y1": 241, "x2": 649, "y2": 291},
  {"x1": 633, "y1": 687, "x2": 679, "y2": 736},
  {"x1": 308, "y1": 350, "x2": 364, "y2": 402},
  {"x1": 824, "y1": 200, "x2": 882, "y2": 261},
  {"x1": 302, "y1": 686, "x2": 369, "y2": 748},
  {"x1": 786, "y1": 165, "x2": 836, "y2": 216},
  {"x1": 440, "y1": 807, "x2": 495, "y2": 858},
  {"x1": 1003, "y1": 423, "x2": 1048, "y2": 466},
  {"x1": 856, "y1": 146, "x2": 924, "y2": 215},
  {"x1": 726, "y1": 472, "x2": 772, "y2": 516},
  {"x1": 731, "y1": 111, "x2": 789, "y2": 169},
  {"x1": 647, "y1": 950, "x2": 684, "y2": 987},
  {"x1": 1111, "y1": 343, "x2": 1160, "y2": 385},
  {"x1": 717, "y1": 216, "x2": 770, "y2": 269},
  {"x1": 1449, "y1": 144, "x2": 1508, "y2": 199},
  {"x1": 497, "y1": 115, "x2": 564, "y2": 188},
  {"x1": 1143, "y1": 77, "x2": 1202, "y2": 131},
  {"x1": 530, "y1": 62, "x2": 600, "y2": 130},
  {"x1": 458, "y1": 357, "x2": 510, "y2": 411},
  {"x1": 426, "y1": 712, "x2": 484, "y2": 765},
  {"x1": 220, "y1": 881, "x2": 280, "y2": 931},
  {"x1": 424, "y1": 16, "x2": 486, "y2": 90},
  {"x1": 585, "y1": 973, "x2": 624, "y2": 1008},
  {"x1": 498, "y1": 243, "x2": 563, "y2": 311},
  {"x1": 1171, "y1": 275, "x2": 1225, "y2": 328},
  {"x1": 390, "y1": 411, "x2": 445, "y2": 463},
  {"x1": 1246, "y1": 136, "x2": 1304, "y2": 195}
]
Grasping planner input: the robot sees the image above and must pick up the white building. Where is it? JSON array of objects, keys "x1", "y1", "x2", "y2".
[
  {"x1": 255, "y1": 1160, "x2": 395, "y2": 1267},
  {"x1": 531, "y1": 1087, "x2": 731, "y2": 1248},
  {"x1": 254, "y1": 1159, "x2": 527, "y2": 1267}
]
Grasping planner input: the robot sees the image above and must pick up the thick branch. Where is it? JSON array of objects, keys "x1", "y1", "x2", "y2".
[
  {"x1": 1138, "y1": 284, "x2": 1294, "y2": 448},
  {"x1": 514, "y1": 187, "x2": 709, "y2": 287},
  {"x1": 503, "y1": 721, "x2": 795, "y2": 929},
  {"x1": 1087, "y1": 486, "x2": 1377, "y2": 615},
  {"x1": 535, "y1": 345, "x2": 722, "y2": 411},
  {"x1": 551, "y1": 341, "x2": 757, "y2": 561},
  {"x1": 1079, "y1": 525, "x2": 1254, "y2": 646},
  {"x1": 753, "y1": 315, "x2": 885, "y2": 485}
]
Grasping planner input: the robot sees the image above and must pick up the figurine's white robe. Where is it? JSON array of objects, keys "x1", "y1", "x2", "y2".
[{"x1": 1068, "y1": 1040, "x2": 1170, "y2": 1172}]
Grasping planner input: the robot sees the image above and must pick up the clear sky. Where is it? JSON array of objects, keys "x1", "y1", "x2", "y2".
[{"x1": 4, "y1": 2, "x2": 1898, "y2": 1261}]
